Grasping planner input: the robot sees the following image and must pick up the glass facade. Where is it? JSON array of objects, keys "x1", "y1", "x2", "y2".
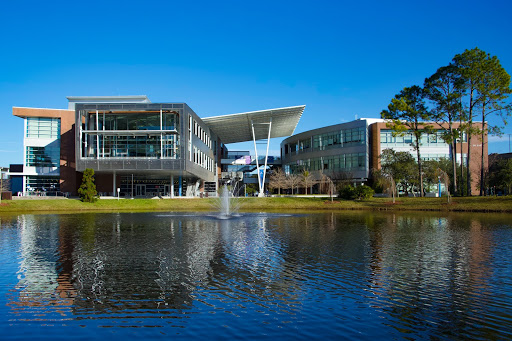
[
  {"x1": 379, "y1": 130, "x2": 468, "y2": 162},
  {"x1": 82, "y1": 111, "x2": 180, "y2": 159},
  {"x1": 26, "y1": 146, "x2": 60, "y2": 167},
  {"x1": 286, "y1": 126, "x2": 366, "y2": 156},
  {"x1": 26, "y1": 117, "x2": 60, "y2": 139},
  {"x1": 379, "y1": 130, "x2": 466, "y2": 148},
  {"x1": 87, "y1": 112, "x2": 179, "y2": 131},
  {"x1": 86, "y1": 135, "x2": 179, "y2": 158},
  {"x1": 285, "y1": 152, "x2": 366, "y2": 174},
  {"x1": 25, "y1": 176, "x2": 60, "y2": 193}
]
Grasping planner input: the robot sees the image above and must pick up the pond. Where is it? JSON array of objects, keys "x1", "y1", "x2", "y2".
[{"x1": 0, "y1": 211, "x2": 511, "y2": 340}]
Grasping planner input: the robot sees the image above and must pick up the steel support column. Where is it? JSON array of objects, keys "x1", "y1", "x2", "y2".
[{"x1": 250, "y1": 118, "x2": 272, "y2": 197}]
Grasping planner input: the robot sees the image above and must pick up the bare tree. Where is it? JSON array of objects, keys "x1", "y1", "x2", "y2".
[
  {"x1": 372, "y1": 169, "x2": 397, "y2": 203},
  {"x1": 319, "y1": 172, "x2": 336, "y2": 202},
  {"x1": 268, "y1": 168, "x2": 287, "y2": 195},
  {"x1": 286, "y1": 174, "x2": 301, "y2": 195},
  {"x1": 436, "y1": 168, "x2": 451, "y2": 203}
]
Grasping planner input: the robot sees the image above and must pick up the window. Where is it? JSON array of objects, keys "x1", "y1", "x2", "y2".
[
  {"x1": 27, "y1": 117, "x2": 60, "y2": 139},
  {"x1": 26, "y1": 146, "x2": 60, "y2": 167},
  {"x1": 26, "y1": 176, "x2": 60, "y2": 193}
]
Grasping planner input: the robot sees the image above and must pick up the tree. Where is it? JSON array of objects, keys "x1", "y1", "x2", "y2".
[
  {"x1": 424, "y1": 64, "x2": 462, "y2": 195},
  {"x1": 381, "y1": 85, "x2": 433, "y2": 196},
  {"x1": 300, "y1": 170, "x2": 316, "y2": 195},
  {"x1": 372, "y1": 168, "x2": 396, "y2": 203},
  {"x1": 488, "y1": 156, "x2": 512, "y2": 195},
  {"x1": 475, "y1": 53, "x2": 512, "y2": 195},
  {"x1": 380, "y1": 148, "x2": 418, "y2": 196},
  {"x1": 285, "y1": 174, "x2": 301, "y2": 195},
  {"x1": 319, "y1": 172, "x2": 336, "y2": 201},
  {"x1": 78, "y1": 168, "x2": 98, "y2": 202},
  {"x1": 268, "y1": 167, "x2": 287, "y2": 195},
  {"x1": 453, "y1": 48, "x2": 512, "y2": 196}
]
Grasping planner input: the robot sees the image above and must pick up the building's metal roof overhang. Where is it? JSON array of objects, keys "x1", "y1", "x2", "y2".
[{"x1": 201, "y1": 105, "x2": 305, "y2": 144}]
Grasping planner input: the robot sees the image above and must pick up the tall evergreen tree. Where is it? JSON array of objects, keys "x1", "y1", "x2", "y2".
[
  {"x1": 452, "y1": 48, "x2": 488, "y2": 196},
  {"x1": 78, "y1": 168, "x2": 98, "y2": 203},
  {"x1": 424, "y1": 64, "x2": 463, "y2": 195},
  {"x1": 453, "y1": 47, "x2": 512, "y2": 195},
  {"x1": 381, "y1": 86, "x2": 433, "y2": 196},
  {"x1": 475, "y1": 53, "x2": 512, "y2": 195}
]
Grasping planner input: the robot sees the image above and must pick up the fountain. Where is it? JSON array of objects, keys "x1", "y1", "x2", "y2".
[{"x1": 214, "y1": 184, "x2": 241, "y2": 219}]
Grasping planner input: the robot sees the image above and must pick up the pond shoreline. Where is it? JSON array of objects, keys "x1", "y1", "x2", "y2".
[{"x1": 1, "y1": 196, "x2": 512, "y2": 214}]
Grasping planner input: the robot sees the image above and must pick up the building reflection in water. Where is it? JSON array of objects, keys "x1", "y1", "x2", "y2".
[
  {"x1": 3, "y1": 211, "x2": 510, "y2": 339},
  {"x1": 364, "y1": 213, "x2": 501, "y2": 338},
  {"x1": 7, "y1": 213, "x2": 309, "y2": 322}
]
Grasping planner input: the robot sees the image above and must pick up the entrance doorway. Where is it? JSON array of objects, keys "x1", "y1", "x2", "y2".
[{"x1": 136, "y1": 184, "x2": 146, "y2": 197}]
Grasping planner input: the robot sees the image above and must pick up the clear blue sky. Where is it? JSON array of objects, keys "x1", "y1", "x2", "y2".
[{"x1": 1, "y1": 0, "x2": 512, "y2": 166}]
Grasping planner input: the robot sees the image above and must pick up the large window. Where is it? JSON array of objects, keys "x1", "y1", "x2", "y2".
[
  {"x1": 85, "y1": 134, "x2": 180, "y2": 158},
  {"x1": 88, "y1": 111, "x2": 179, "y2": 131},
  {"x1": 26, "y1": 146, "x2": 60, "y2": 167},
  {"x1": 26, "y1": 176, "x2": 60, "y2": 193},
  {"x1": 380, "y1": 130, "x2": 452, "y2": 147},
  {"x1": 26, "y1": 117, "x2": 60, "y2": 139},
  {"x1": 285, "y1": 152, "x2": 366, "y2": 174},
  {"x1": 290, "y1": 126, "x2": 365, "y2": 155}
]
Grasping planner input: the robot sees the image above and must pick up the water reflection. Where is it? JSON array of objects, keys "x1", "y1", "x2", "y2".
[{"x1": 0, "y1": 212, "x2": 511, "y2": 339}]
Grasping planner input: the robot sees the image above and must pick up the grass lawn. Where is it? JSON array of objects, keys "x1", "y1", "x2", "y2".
[{"x1": 1, "y1": 195, "x2": 512, "y2": 214}]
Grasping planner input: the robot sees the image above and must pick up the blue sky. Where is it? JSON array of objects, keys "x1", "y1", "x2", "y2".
[{"x1": 1, "y1": 0, "x2": 512, "y2": 165}]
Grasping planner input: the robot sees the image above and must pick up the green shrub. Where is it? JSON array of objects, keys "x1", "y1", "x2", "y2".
[
  {"x1": 339, "y1": 185, "x2": 356, "y2": 200},
  {"x1": 354, "y1": 185, "x2": 375, "y2": 200},
  {"x1": 339, "y1": 184, "x2": 374, "y2": 200},
  {"x1": 78, "y1": 168, "x2": 98, "y2": 203}
]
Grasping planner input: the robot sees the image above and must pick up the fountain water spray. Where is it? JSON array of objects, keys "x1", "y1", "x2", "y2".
[{"x1": 213, "y1": 184, "x2": 241, "y2": 219}]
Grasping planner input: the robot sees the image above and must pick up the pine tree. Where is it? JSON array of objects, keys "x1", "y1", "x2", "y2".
[{"x1": 78, "y1": 168, "x2": 98, "y2": 202}]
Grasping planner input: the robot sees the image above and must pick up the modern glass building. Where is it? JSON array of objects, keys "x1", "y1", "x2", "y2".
[
  {"x1": 75, "y1": 102, "x2": 216, "y2": 197},
  {"x1": 12, "y1": 96, "x2": 305, "y2": 197},
  {"x1": 282, "y1": 118, "x2": 487, "y2": 193},
  {"x1": 281, "y1": 119, "x2": 372, "y2": 183}
]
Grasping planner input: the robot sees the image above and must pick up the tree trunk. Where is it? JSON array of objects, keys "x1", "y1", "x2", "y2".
[
  {"x1": 459, "y1": 122, "x2": 464, "y2": 196},
  {"x1": 467, "y1": 129, "x2": 472, "y2": 196},
  {"x1": 451, "y1": 139, "x2": 457, "y2": 195},
  {"x1": 450, "y1": 122, "x2": 457, "y2": 195},
  {"x1": 415, "y1": 135, "x2": 424, "y2": 197},
  {"x1": 480, "y1": 119, "x2": 486, "y2": 196}
]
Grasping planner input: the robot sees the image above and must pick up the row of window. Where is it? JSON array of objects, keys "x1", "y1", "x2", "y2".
[
  {"x1": 380, "y1": 130, "x2": 467, "y2": 146},
  {"x1": 83, "y1": 134, "x2": 179, "y2": 158},
  {"x1": 192, "y1": 119, "x2": 212, "y2": 148},
  {"x1": 26, "y1": 146, "x2": 60, "y2": 168},
  {"x1": 285, "y1": 152, "x2": 367, "y2": 174},
  {"x1": 26, "y1": 176, "x2": 60, "y2": 192},
  {"x1": 26, "y1": 117, "x2": 60, "y2": 139},
  {"x1": 85, "y1": 111, "x2": 179, "y2": 131},
  {"x1": 285, "y1": 127, "x2": 366, "y2": 155},
  {"x1": 193, "y1": 146, "x2": 215, "y2": 172}
]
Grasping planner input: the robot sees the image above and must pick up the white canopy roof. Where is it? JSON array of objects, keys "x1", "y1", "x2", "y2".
[{"x1": 202, "y1": 105, "x2": 305, "y2": 144}]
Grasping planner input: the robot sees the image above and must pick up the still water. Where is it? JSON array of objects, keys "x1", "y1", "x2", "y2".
[{"x1": 0, "y1": 211, "x2": 511, "y2": 340}]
